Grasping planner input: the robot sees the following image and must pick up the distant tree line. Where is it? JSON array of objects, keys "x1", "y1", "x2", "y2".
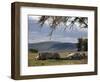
[{"x1": 29, "y1": 49, "x2": 38, "y2": 53}]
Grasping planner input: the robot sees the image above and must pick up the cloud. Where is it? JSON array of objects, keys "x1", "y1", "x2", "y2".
[{"x1": 29, "y1": 36, "x2": 50, "y2": 43}]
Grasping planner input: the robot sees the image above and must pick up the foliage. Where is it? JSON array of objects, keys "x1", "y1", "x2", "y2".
[
  {"x1": 29, "y1": 49, "x2": 38, "y2": 53},
  {"x1": 77, "y1": 38, "x2": 88, "y2": 51},
  {"x1": 38, "y1": 16, "x2": 88, "y2": 39}
]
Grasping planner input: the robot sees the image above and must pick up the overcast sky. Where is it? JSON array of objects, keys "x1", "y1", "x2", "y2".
[{"x1": 28, "y1": 15, "x2": 88, "y2": 43}]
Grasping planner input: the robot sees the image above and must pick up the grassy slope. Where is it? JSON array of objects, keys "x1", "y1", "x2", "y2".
[{"x1": 28, "y1": 51, "x2": 87, "y2": 66}]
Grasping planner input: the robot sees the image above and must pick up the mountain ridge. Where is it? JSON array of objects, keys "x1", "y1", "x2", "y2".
[{"x1": 28, "y1": 41, "x2": 78, "y2": 52}]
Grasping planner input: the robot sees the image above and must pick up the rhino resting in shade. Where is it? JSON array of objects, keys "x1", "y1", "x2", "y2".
[
  {"x1": 66, "y1": 52, "x2": 87, "y2": 60},
  {"x1": 36, "y1": 52, "x2": 60, "y2": 60}
]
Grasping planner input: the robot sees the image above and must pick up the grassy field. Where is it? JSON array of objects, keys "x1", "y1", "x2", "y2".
[{"x1": 28, "y1": 51, "x2": 87, "y2": 66}]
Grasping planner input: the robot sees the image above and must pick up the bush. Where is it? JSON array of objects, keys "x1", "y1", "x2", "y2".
[{"x1": 29, "y1": 49, "x2": 38, "y2": 53}]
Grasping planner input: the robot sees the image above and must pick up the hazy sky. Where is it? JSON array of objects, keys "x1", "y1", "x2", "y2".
[{"x1": 28, "y1": 15, "x2": 88, "y2": 43}]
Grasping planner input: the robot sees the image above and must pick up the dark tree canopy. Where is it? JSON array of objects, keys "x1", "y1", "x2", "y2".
[
  {"x1": 77, "y1": 38, "x2": 88, "y2": 51},
  {"x1": 38, "y1": 16, "x2": 88, "y2": 39}
]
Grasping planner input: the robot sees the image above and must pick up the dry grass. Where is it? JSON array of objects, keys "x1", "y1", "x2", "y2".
[{"x1": 28, "y1": 51, "x2": 87, "y2": 66}]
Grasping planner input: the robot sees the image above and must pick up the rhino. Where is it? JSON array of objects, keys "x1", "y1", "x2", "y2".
[
  {"x1": 36, "y1": 52, "x2": 60, "y2": 60},
  {"x1": 66, "y1": 52, "x2": 87, "y2": 60}
]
